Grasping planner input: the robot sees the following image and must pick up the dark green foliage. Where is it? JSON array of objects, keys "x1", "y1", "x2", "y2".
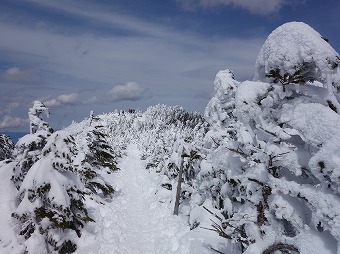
[
  {"x1": 328, "y1": 57, "x2": 339, "y2": 69},
  {"x1": 11, "y1": 134, "x2": 48, "y2": 190},
  {"x1": 327, "y1": 100, "x2": 338, "y2": 112},
  {"x1": 86, "y1": 181, "x2": 115, "y2": 197},
  {"x1": 59, "y1": 240, "x2": 77, "y2": 254},
  {"x1": 11, "y1": 131, "x2": 95, "y2": 253},
  {"x1": 161, "y1": 183, "x2": 172, "y2": 190},
  {"x1": 266, "y1": 68, "x2": 306, "y2": 87},
  {"x1": 321, "y1": 36, "x2": 329, "y2": 43},
  {"x1": 318, "y1": 161, "x2": 325, "y2": 172},
  {"x1": 266, "y1": 62, "x2": 319, "y2": 91},
  {"x1": 0, "y1": 134, "x2": 14, "y2": 160},
  {"x1": 11, "y1": 212, "x2": 35, "y2": 239},
  {"x1": 80, "y1": 123, "x2": 118, "y2": 199},
  {"x1": 86, "y1": 127, "x2": 118, "y2": 172}
]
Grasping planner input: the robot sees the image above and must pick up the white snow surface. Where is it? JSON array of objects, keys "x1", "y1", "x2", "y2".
[
  {"x1": 0, "y1": 162, "x2": 24, "y2": 254},
  {"x1": 76, "y1": 144, "x2": 226, "y2": 254}
]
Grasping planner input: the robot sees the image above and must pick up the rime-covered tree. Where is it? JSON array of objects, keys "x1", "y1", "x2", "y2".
[
  {"x1": 10, "y1": 104, "x2": 118, "y2": 253},
  {"x1": 12, "y1": 131, "x2": 92, "y2": 253},
  {"x1": 254, "y1": 22, "x2": 340, "y2": 113},
  {"x1": 28, "y1": 101, "x2": 53, "y2": 134},
  {"x1": 12, "y1": 101, "x2": 53, "y2": 189},
  {"x1": 192, "y1": 22, "x2": 340, "y2": 254},
  {"x1": 0, "y1": 134, "x2": 14, "y2": 160},
  {"x1": 77, "y1": 115, "x2": 118, "y2": 199}
]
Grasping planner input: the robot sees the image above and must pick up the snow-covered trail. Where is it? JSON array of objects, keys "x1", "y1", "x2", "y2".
[{"x1": 77, "y1": 144, "x2": 190, "y2": 254}]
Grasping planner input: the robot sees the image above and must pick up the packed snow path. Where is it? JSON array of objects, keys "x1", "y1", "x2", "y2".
[{"x1": 77, "y1": 144, "x2": 190, "y2": 254}]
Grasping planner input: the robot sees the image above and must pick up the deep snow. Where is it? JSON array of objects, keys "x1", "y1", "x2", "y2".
[{"x1": 76, "y1": 144, "x2": 227, "y2": 254}]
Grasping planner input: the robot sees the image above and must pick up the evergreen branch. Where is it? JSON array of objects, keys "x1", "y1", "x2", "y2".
[
  {"x1": 262, "y1": 243, "x2": 299, "y2": 254},
  {"x1": 203, "y1": 206, "x2": 223, "y2": 221},
  {"x1": 210, "y1": 247, "x2": 225, "y2": 254}
]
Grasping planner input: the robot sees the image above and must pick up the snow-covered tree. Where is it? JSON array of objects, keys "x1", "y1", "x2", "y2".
[
  {"x1": 12, "y1": 131, "x2": 92, "y2": 253},
  {"x1": 0, "y1": 134, "x2": 14, "y2": 160},
  {"x1": 28, "y1": 101, "x2": 53, "y2": 134},
  {"x1": 192, "y1": 22, "x2": 340, "y2": 254},
  {"x1": 10, "y1": 104, "x2": 120, "y2": 253},
  {"x1": 254, "y1": 22, "x2": 340, "y2": 113},
  {"x1": 78, "y1": 117, "x2": 119, "y2": 199}
]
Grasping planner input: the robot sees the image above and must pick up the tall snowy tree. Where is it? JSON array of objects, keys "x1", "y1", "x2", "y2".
[
  {"x1": 193, "y1": 22, "x2": 340, "y2": 254},
  {"x1": 28, "y1": 101, "x2": 53, "y2": 134},
  {"x1": 0, "y1": 134, "x2": 14, "y2": 160},
  {"x1": 10, "y1": 102, "x2": 118, "y2": 253},
  {"x1": 78, "y1": 115, "x2": 119, "y2": 199},
  {"x1": 12, "y1": 131, "x2": 92, "y2": 253}
]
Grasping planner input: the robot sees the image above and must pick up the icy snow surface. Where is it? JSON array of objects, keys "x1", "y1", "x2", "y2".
[{"x1": 77, "y1": 144, "x2": 226, "y2": 254}]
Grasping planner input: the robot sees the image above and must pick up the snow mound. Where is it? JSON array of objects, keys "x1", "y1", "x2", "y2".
[{"x1": 254, "y1": 22, "x2": 340, "y2": 89}]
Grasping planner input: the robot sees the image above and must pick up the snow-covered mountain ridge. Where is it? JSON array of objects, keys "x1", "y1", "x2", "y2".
[{"x1": 1, "y1": 22, "x2": 340, "y2": 254}]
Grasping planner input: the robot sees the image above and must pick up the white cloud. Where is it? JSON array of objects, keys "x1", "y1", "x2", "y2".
[
  {"x1": 0, "y1": 0, "x2": 266, "y2": 131},
  {"x1": 84, "y1": 96, "x2": 98, "y2": 104},
  {"x1": 1, "y1": 66, "x2": 41, "y2": 83},
  {"x1": 0, "y1": 115, "x2": 29, "y2": 129},
  {"x1": 44, "y1": 93, "x2": 79, "y2": 108},
  {"x1": 4, "y1": 102, "x2": 21, "y2": 114},
  {"x1": 176, "y1": 0, "x2": 287, "y2": 15},
  {"x1": 107, "y1": 82, "x2": 146, "y2": 102}
]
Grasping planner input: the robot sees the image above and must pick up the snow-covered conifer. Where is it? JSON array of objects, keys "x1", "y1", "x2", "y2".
[
  {"x1": 11, "y1": 130, "x2": 93, "y2": 253},
  {"x1": 254, "y1": 22, "x2": 340, "y2": 112},
  {"x1": 79, "y1": 120, "x2": 118, "y2": 198},
  {"x1": 0, "y1": 134, "x2": 14, "y2": 160},
  {"x1": 28, "y1": 101, "x2": 53, "y2": 134},
  {"x1": 195, "y1": 22, "x2": 340, "y2": 254}
]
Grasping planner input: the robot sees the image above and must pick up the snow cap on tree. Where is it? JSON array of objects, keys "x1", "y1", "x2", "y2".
[
  {"x1": 28, "y1": 101, "x2": 53, "y2": 134},
  {"x1": 254, "y1": 22, "x2": 340, "y2": 90}
]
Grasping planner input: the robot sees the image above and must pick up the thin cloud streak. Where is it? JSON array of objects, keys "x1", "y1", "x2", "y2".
[{"x1": 175, "y1": 0, "x2": 288, "y2": 15}]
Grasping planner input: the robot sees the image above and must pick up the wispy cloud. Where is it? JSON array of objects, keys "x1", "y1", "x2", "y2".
[
  {"x1": 0, "y1": 115, "x2": 29, "y2": 129},
  {"x1": 175, "y1": 0, "x2": 289, "y2": 15},
  {"x1": 1, "y1": 66, "x2": 41, "y2": 83},
  {"x1": 3, "y1": 102, "x2": 21, "y2": 115},
  {"x1": 44, "y1": 93, "x2": 79, "y2": 108},
  {"x1": 0, "y1": 0, "x2": 266, "y2": 130},
  {"x1": 107, "y1": 82, "x2": 146, "y2": 102}
]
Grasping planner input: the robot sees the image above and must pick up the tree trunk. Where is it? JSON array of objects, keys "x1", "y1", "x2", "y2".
[{"x1": 173, "y1": 155, "x2": 184, "y2": 215}]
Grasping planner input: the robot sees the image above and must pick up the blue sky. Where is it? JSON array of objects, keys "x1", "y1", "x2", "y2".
[{"x1": 1, "y1": 0, "x2": 339, "y2": 132}]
